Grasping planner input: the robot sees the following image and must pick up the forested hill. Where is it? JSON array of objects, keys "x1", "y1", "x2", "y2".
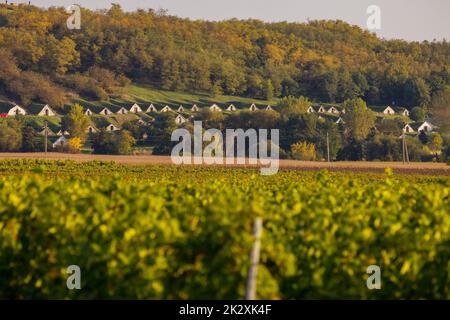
[{"x1": 0, "y1": 3, "x2": 449, "y2": 109}]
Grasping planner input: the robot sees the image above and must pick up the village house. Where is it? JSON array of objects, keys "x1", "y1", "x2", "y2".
[
  {"x1": 28, "y1": 104, "x2": 57, "y2": 116},
  {"x1": 116, "y1": 107, "x2": 128, "y2": 115},
  {"x1": 403, "y1": 124, "x2": 414, "y2": 133},
  {"x1": 52, "y1": 136, "x2": 68, "y2": 149},
  {"x1": 146, "y1": 104, "x2": 158, "y2": 112},
  {"x1": 398, "y1": 108, "x2": 410, "y2": 117},
  {"x1": 106, "y1": 123, "x2": 120, "y2": 131},
  {"x1": 317, "y1": 105, "x2": 326, "y2": 113},
  {"x1": 417, "y1": 121, "x2": 434, "y2": 132},
  {"x1": 226, "y1": 104, "x2": 236, "y2": 111},
  {"x1": 336, "y1": 117, "x2": 345, "y2": 124},
  {"x1": 161, "y1": 105, "x2": 173, "y2": 113},
  {"x1": 382, "y1": 106, "x2": 396, "y2": 115},
  {"x1": 129, "y1": 103, "x2": 142, "y2": 113},
  {"x1": 56, "y1": 129, "x2": 70, "y2": 136},
  {"x1": 0, "y1": 103, "x2": 27, "y2": 116},
  {"x1": 98, "y1": 107, "x2": 112, "y2": 115},
  {"x1": 209, "y1": 104, "x2": 222, "y2": 112},
  {"x1": 175, "y1": 114, "x2": 187, "y2": 125},
  {"x1": 86, "y1": 125, "x2": 97, "y2": 133},
  {"x1": 38, "y1": 127, "x2": 56, "y2": 137},
  {"x1": 328, "y1": 106, "x2": 339, "y2": 114}
]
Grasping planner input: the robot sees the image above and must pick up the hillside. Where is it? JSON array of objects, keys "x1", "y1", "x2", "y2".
[
  {"x1": 0, "y1": 3, "x2": 448, "y2": 110},
  {"x1": 72, "y1": 84, "x2": 278, "y2": 111}
]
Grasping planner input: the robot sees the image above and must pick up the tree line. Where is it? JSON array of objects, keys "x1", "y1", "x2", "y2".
[{"x1": 0, "y1": 4, "x2": 448, "y2": 109}]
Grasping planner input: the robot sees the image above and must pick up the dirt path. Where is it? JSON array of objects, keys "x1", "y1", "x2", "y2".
[{"x1": 0, "y1": 153, "x2": 448, "y2": 175}]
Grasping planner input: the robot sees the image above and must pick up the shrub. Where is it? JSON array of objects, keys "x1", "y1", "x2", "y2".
[{"x1": 291, "y1": 141, "x2": 316, "y2": 160}]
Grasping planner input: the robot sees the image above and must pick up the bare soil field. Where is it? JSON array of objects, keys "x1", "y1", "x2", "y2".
[{"x1": 0, "y1": 152, "x2": 449, "y2": 175}]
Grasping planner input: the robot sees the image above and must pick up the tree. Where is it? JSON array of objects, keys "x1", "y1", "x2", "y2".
[
  {"x1": 116, "y1": 130, "x2": 136, "y2": 155},
  {"x1": 264, "y1": 79, "x2": 274, "y2": 100},
  {"x1": 61, "y1": 104, "x2": 91, "y2": 141},
  {"x1": 403, "y1": 77, "x2": 431, "y2": 107},
  {"x1": 21, "y1": 125, "x2": 43, "y2": 152},
  {"x1": 0, "y1": 119, "x2": 22, "y2": 152},
  {"x1": 291, "y1": 141, "x2": 316, "y2": 161},
  {"x1": 410, "y1": 107, "x2": 425, "y2": 122},
  {"x1": 429, "y1": 89, "x2": 450, "y2": 132},
  {"x1": 342, "y1": 98, "x2": 375, "y2": 141},
  {"x1": 278, "y1": 96, "x2": 311, "y2": 118}
]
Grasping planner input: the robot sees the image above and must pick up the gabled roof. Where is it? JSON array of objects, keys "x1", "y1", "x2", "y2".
[
  {"x1": 0, "y1": 102, "x2": 18, "y2": 113},
  {"x1": 27, "y1": 103, "x2": 57, "y2": 116}
]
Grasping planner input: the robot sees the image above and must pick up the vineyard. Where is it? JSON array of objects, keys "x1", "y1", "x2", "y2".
[{"x1": 0, "y1": 160, "x2": 449, "y2": 299}]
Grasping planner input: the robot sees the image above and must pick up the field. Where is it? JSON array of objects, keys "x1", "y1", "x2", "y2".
[
  {"x1": 0, "y1": 153, "x2": 449, "y2": 175},
  {"x1": 0, "y1": 159, "x2": 448, "y2": 299}
]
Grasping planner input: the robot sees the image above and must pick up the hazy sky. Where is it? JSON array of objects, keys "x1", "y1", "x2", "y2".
[{"x1": 24, "y1": 0, "x2": 450, "y2": 41}]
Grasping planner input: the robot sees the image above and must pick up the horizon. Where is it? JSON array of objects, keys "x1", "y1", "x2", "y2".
[{"x1": 17, "y1": 0, "x2": 450, "y2": 42}]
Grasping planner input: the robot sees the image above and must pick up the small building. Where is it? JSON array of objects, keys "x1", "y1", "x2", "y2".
[
  {"x1": 28, "y1": 104, "x2": 57, "y2": 116},
  {"x1": 328, "y1": 106, "x2": 339, "y2": 114},
  {"x1": 106, "y1": 124, "x2": 120, "y2": 131},
  {"x1": 56, "y1": 129, "x2": 70, "y2": 136},
  {"x1": 99, "y1": 107, "x2": 113, "y2": 115},
  {"x1": 210, "y1": 104, "x2": 222, "y2": 112},
  {"x1": 249, "y1": 103, "x2": 258, "y2": 111},
  {"x1": 191, "y1": 105, "x2": 199, "y2": 112},
  {"x1": 38, "y1": 127, "x2": 56, "y2": 137},
  {"x1": 175, "y1": 114, "x2": 186, "y2": 125},
  {"x1": 146, "y1": 104, "x2": 158, "y2": 112},
  {"x1": 86, "y1": 125, "x2": 97, "y2": 133},
  {"x1": 417, "y1": 121, "x2": 434, "y2": 133},
  {"x1": 398, "y1": 108, "x2": 410, "y2": 117},
  {"x1": 52, "y1": 136, "x2": 68, "y2": 149},
  {"x1": 160, "y1": 105, "x2": 173, "y2": 113},
  {"x1": 129, "y1": 103, "x2": 142, "y2": 113},
  {"x1": 336, "y1": 117, "x2": 345, "y2": 124},
  {"x1": 137, "y1": 119, "x2": 148, "y2": 126},
  {"x1": 382, "y1": 106, "x2": 396, "y2": 115},
  {"x1": 403, "y1": 124, "x2": 414, "y2": 133},
  {"x1": 0, "y1": 103, "x2": 27, "y2": 116},
  {"x1": 226, "y1": 104, "x2": 236, "y2": 112},
  {"x1": 307, "y1": 106, "x2": 315, "y2": 113},
  {"x1": 116, "y1": 107, "x2": 128, "y2": 115}
]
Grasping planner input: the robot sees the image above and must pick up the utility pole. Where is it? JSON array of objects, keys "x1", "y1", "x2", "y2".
[
  {"x1": 402, "y1": 133, "x2": 410, "y2": 164},
  {"x1": 404, "y1": 134, "x2": 410, "y2": 163},
  {"x1": 246, "y1": 217, "x2": 263, "y2": 300},
  {"x1": 44, "y1": 120, "x2": 48, "y2": 153},
  {"x1": 326, "y1": 132, "x2": 330, "y2": 163}
]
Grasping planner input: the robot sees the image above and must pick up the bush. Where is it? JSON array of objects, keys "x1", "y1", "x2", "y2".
[
  {"x1": 0, "y1": 162, "x2": 448, "y2": 299},
  {"x1": 291, "y1": 141, "x2": 316, "y2": 160}
]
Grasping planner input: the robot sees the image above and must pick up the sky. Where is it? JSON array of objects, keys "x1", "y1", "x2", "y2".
[{"x1": 22, "y1": 0, "x2": 450, "y2": 41}]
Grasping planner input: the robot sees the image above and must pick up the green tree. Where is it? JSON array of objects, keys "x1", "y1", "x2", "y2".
[
  {"x1": 342, "y1": 98, "x2": 375, "y2": 141},
  {"x1": 410, "y1": 106, "x2": 425, "y2": 122},
  {"x1": 0, "y1": 119, "x2": 22, "y2": 151},
  {"x1": 61, "y1": 104, "x2": 91, "y2": 141}
]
